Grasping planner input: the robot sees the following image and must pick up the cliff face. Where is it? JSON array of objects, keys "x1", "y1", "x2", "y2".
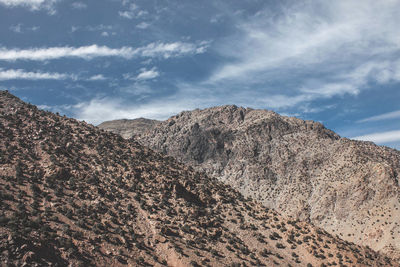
[{"x1": 101, "y1": 105, "x2": 400, "y2": 258}]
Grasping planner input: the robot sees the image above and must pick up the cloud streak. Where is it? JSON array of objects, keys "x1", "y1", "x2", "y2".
[
  {"x1": 358, "y1": 110, "x2": 400, "y2": 123},
  {"x1": 204, "y1": 0, "x2": 400, "y2": 108},
  {"x1": 118, "y1": 3, "x2": 148, "y2": 19},
  {"x1": 88, "y1": 74, "x2": 106, "y2": 81},
  {"x1": 0, "y1": 69, "x2": 71, "y2": 81},
  {"x1": 0, "y1": 0, "x2": 58, "y2": 14},
  {"x1": 71, "y1": 2, "x2": 86, "y2": 9},
  {"x1": 0, "y1": 42, "x2": 208, "y2": 61},
  {"x1": 0, "y1": 69, "x2": 111, "y2": 82},
  {"x1": 211, "y1": 1, "x2": 400, "y2": 82},
  {"x1": 353, "y1": 130, "x2": 400, "y2": 144}
]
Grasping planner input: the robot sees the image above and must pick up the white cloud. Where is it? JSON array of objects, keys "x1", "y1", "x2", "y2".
[
  {"x1": 71, "y1": 25, "x2": 113, "y2": 35},
  {"x1": 118, "y1": 3, "x2": 148, "y2": 19},
  {"x1": 135, "y1": 67, "x2": 159, "y2": 81},
  {"x1": 120, "y1": 9, "x2": 148, "y2": 19},
  {"x1": 353, "y1": 130, "x2": 400, "y2": 144},
  {"x1": 0, "y1": 42, "x2": 208, "y2": 61},
  {"x1": 70, "y1": 26, "x2": 79, "y2": 33},
  {"x1": 206, "y1": 0, "x2": 400, "y2": 105},
  {"x1": 101, "y1": 32, "x2": 109, "y2": 37},
  {"x1": 71, "y1": 97, "x2": 196, "y2": 125},
  {"x1": 300, "y1": 83, "x2": 359, "y2": 98},
  {"x1": 9, "y1": 24, "x2": 22, "y2": 33},
  {"x1": 9, "y1": 24, "x2": 40, "y2": 33},
  {"x1": 137, "y1": 41, "x2": 209, "y2": 59},
  {"x1": 71, "y1": 2, "x2": 86, "y2": 9},
  {"x1": 0, "y1": 69, "x2": 111, "y2": 82},
  {"x1": 212, "y1": 1, "x2": 400, "y2": 80},
  {"x1": 122, "y1": 73, "x2": 133, "y2": 80},
  {"x1": 121, "y1": 0, "x2": 134, "y2": 7},
  {"x1": 0, "y1": 45, "x2": 134, "y2": 61},
  {"x1": 0, "y1": 69, "x2": 70, "y2": 80},
  {"x1": 37, "y1": 104, "x2": 52, "y2": 110},
  {"x1": 136, "y1": 22, "x2": 150, "y2": 29},
  {"x1": 68, "y1": 81, "x2": 218, "y2": 124},
  {"x1": 68, "y1": 81, "x2": 331, "y2": 125},
  {"x1": 119, "y1": 11, "x2": 134, "y2": 19},
  {"x1": 88, "y1": 74, "x2": 106, "y2": 81},
  {"x1": 0, "y1": 0, "x2": 58, "y2": 14},
  {"x1": 86, "y1": 24, "x2": 113, "y2": 31},
  {"x1": 358, "y1": 110, "x2": 400, "y2": 123}
]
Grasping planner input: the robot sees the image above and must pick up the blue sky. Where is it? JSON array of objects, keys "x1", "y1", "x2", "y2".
[{"x1": 0, "y1": 0, "x2": 399, "y2": 150}]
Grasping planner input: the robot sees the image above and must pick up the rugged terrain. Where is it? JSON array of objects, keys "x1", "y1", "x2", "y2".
[
  {"x1": 100, "y1": 105, "x2": 400, "y2": 259},
  {"x1": 1, "y1": 93, "x2": 397, "y2": 266}
]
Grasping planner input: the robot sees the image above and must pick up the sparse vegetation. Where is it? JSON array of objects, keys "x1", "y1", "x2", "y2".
[{"x1": 0, "y1": 91, "x2": 397, "y2": 266}]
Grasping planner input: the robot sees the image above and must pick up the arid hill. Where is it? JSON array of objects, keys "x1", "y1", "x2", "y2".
[
  {"x1": 1, "y1": 91, "x2": 396, "y2": 266},
  {"x1": 100, "y1": 105, "x2": 400, "y2": 259}
]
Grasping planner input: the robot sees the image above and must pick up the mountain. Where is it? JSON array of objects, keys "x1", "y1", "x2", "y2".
[
  {"x1": 98, "y1": 118, "x2": 160, "y2": 139},
  {"x1": 100, "y1": 105, "x2": 400, "y2": 259},
  {"x1": 1, "y1": 92, "x2": 397, "y2": 266}
]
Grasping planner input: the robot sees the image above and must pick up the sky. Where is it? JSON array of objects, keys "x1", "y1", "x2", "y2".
[{"x1": 0, "y1": 0, "x2": 399, "y2": 150}]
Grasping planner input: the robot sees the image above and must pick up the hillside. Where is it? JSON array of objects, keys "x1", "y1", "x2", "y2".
[
  {"x1": 1, "y1": 92, "x2": 397, "y2": 266},
  {"x1": 100, "y1": 105, "x2": 400, "y2": 259}
]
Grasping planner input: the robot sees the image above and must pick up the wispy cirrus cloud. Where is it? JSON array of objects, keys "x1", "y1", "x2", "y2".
[
  {"x1": 0, "y1": 69, "x2": 110, "y2": 82},
  {"x1": 119, "y1": 3, "x2": 148, "y2": 19},
  {"x1": 0, "y1": 68, "x2": 71, "y2": 80},
  {"x1": 0, "y1": 0, "x2": 58, "y2": 14},
  {"x1": 0, "y1": 45, "x2": 134, "y2": 61},
  {"x1": 138, "y1": 41, "x2": 209, "y2": 59},
  {"x1": 9, "y1": 24, "x2": 40, "y2": 33},
  {"x1": 357, "y1": 110, "x2": 400, "y2": 123},
  {"x1": 71, "y1": 2, "x2": 86, "y2": 9},
  {"x1": 136, "y1": 22, "x2": 150, "y2": 29},
  {"x1": 205, "y1": 0, "x2": 400, "y2": 108},
  {"x1": 352, "y1": 130, "x2": 400, "y2": 144},
  {"x1": 0, "y1": 42, "x2": 208, "y2": 61},
  {"x1": 9, "y1": 24, "x2": 22, "y2": 33},
  {"x1": 88, "y1": 74, "x2": 106, "y2": 81}
]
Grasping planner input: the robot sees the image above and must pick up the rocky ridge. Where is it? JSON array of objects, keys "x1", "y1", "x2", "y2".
[
  {"x1": 100, "y1": 105, "x2": 400, "y2": 259},
  {"x1": 2, "y1": 91, "x2": 395, "y2": 266}
]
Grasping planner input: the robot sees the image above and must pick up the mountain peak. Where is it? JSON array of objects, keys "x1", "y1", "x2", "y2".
[{"x1": 100, "y1": 104, "x2": 400, "y2": 259}]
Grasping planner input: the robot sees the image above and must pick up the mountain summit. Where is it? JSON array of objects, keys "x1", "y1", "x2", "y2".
[{"x1": 101, "y1": 104, "x2": 400, "y2": 259}]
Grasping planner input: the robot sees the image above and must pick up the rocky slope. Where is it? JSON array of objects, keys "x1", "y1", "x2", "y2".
[
  {"x1": 2, "y1": 92, "x2": 395, "y2": 266},
  {"x1": 100, "y1": 105, "x2": 400, "y2": 259},
  {"x1": 98, "y1": 118, "x2": 160, "y2": 139}
]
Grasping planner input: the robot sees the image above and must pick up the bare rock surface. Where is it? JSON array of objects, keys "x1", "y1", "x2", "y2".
[
  {"x1": 98, "y1": 118, "x2": 160, "y2": 139},
  {"x1": 102, "y1": 105, "x2": 400, "y2": 258}
]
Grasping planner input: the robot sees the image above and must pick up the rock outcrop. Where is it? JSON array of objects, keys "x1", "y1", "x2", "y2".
[{"x1": 101, "y1": 105, "x2": 400, "y2": 258}]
